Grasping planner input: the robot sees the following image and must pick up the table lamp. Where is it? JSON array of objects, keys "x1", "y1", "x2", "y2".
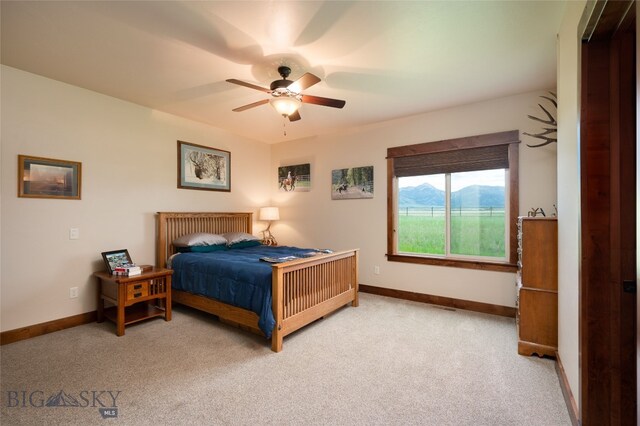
[{"x1": 259, "y1": 207, "x2": 280, "y2": 246}]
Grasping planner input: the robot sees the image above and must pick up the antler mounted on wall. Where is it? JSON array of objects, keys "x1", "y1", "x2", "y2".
[{"x1": 524, "y1": 92, "x2": 557, "y2": 148}]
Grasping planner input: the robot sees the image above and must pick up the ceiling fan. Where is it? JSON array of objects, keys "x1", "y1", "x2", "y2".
[{"x1": 226, "y1": 66, "x2": 346, "y2": 122}]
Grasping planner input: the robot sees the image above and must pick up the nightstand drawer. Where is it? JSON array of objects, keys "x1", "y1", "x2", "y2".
[{"x1": 127, "y1": 281, "x2": 149, "y2": 301}]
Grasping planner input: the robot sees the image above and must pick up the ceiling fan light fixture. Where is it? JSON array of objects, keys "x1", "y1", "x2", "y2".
[
  {"x1": 227, "y1": 66, "x2": 345, "y2": 122},
  {"x1": 270, "y1": 97, "x2": 301, "y2": 117}
]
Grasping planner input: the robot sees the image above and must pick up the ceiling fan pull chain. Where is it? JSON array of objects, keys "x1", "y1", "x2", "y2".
[{"x1": 283, "y1": 116, "x2": 287, "y2": 136}]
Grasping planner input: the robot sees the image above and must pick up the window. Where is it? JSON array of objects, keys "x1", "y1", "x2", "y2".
[{"x1": 387, "y1": 131, "x2": 519, "y2": 272}]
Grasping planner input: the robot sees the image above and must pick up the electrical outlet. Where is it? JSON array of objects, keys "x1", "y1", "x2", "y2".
[
  {"x1": 374, "y1": 265, "x2": 380, "y2": 275},
  {"x1": 69, "y1": 287, "x2": 79, "y2": 298},
  {"x1": 69, "y1": 228, "x2": 80, "y2": 240}
]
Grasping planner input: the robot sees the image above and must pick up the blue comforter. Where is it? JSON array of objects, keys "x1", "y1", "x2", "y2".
[{"x1": 171, "y1": 245, "x2": 317, "y2": 338}]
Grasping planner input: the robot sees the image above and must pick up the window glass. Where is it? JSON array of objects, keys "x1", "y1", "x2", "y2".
[
  {"x1": 450, "y1": 169, "x2": 505, "y2": 258},
  {"x1": 397, "y1": 174, "x2": 445, "y2": 255},
  {"x1": 397, "y1": 169, "x2": 506, "y2": 260}
]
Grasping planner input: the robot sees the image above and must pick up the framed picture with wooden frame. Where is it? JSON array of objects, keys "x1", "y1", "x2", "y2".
[
  {"x1": 177, "y1": 141, "x2": 231, "y2": 192},
  {"x1": 18, "y1": 155, "x2": 81, "y2": 200}
]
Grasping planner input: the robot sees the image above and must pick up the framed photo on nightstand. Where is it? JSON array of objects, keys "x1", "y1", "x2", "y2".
[{"x1": 101, "y1": 249, "x2": 133, "y2": 274}]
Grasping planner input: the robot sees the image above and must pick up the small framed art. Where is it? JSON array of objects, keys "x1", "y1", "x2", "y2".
[
  {"x1": 18, "y1": 155, "x2": 81, "y2": 200},
  {"x1": 178, "y1": 141, "x2": 231, "y2": 192},
  {"x1": 331, "y1": 166, "x2": 374, "y2": 199},
  {"x1": 101, "y1": 249, "x2": 133, "y2": 274},
  {"x1": 278, "y1": 163, "x2": 311, "y2": 192}
]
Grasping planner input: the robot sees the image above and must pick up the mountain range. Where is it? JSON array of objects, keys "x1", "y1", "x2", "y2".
[{"x1": 399, "y1": 183, "x2": 504, "y2": 208}]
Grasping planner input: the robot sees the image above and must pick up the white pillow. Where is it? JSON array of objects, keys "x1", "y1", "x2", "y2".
[
  {"x1": 172, "y1": 232, "x2": 227, "y2": 247},
  {"x1": 222, "y1": 232, "x2": 260, "y2": 245}
]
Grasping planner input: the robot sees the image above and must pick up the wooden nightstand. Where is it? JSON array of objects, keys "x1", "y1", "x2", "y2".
[{"x1": 94, "y1": 267, "x2": 173, "y2": 336}]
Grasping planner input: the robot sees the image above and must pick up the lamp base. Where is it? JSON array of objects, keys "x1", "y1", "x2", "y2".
[{"x1": 261, "y1": 230, "x2": 277, "y2": 246}]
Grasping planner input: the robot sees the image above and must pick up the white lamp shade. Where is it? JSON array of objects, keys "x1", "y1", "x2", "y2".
[
  {"x1": 259, "y1": 207, "x2": 280, "y2": 221},
  {"x1": 270, "y1": 97, "x2": 301, "y2": 116}
]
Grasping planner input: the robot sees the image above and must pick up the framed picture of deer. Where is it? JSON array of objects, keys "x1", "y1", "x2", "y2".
[
  {"x1": 331, "y1": 166, "x2": 374, "y2": 199},
  {"x1": 278, "y1": 163, "x2": 311, "y2": 192},
  {"x1": 178, "y1": 141, "x2": 231, "y2": 192}
]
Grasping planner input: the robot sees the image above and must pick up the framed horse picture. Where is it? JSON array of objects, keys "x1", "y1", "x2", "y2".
[
  {"x1": 278, "y1": 163, "x2": 311, "y2": 192},
  {"x1": 331, "y1": 166, "x2": 374, "y2": 200}
]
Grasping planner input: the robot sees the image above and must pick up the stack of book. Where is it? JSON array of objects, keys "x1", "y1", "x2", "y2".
[{"x1": 112, "y1": 264, "x2": 142, "y2": 276}]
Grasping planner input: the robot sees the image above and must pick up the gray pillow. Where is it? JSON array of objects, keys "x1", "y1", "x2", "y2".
[
  {"x1": 222, "y1": 232, "x2": 260, "y2": 245},
  {"x1": 172, "y1": 232, "x2": 227, "y2": 247}
]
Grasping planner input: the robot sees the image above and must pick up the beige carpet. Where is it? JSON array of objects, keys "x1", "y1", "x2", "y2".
[{"x1": 0, "y1": 293, "x2": 571, "y2": 425}]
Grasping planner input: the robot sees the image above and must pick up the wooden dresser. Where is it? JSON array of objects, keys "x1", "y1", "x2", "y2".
[{"x1": 516, "y1": 217, "x2": 558, "y2": 357}]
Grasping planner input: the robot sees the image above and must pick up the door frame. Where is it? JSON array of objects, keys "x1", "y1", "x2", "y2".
[{"x1": 580, "y1": 1, "x2": 637, "y2": 425}]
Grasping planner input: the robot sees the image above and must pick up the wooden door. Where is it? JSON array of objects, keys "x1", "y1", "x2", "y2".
[{"x1": 580, "y1": 1, "x2": 637, "y2": 425}]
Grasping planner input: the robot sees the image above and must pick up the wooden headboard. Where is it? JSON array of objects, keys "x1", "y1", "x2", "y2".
[{"x1": 156, "y1": 212, "x2": 253, "y2": 268}]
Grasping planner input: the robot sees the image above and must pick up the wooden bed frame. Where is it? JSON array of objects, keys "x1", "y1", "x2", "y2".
[{"x1": 156, "y1": 212, "x2": 359, "y2": 352}]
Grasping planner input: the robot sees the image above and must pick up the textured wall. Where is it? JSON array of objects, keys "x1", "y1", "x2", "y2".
[
  {"x1": 0, "y1": 66, "x2": 271, "y2": 331},
  {"x1": 271, "y1": 90, "x2": 557, "y2": 308},
  {"x1": 556, "y1": 0, "x2": 586, "y2": 410}
]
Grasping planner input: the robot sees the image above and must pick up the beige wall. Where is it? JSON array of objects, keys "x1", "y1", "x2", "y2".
[
  {"x1": 556, "y1": 0, "x2": 586, "y2": 407},
  {"x1": 0, "y1": 66, "x2": 271, "y2": 331},
  {"x1": 270, "y1": 90, "x2": 557, "y2": 308},
  {"x1": 1, "y1": 65, "x2": 558, "y2": 332}
]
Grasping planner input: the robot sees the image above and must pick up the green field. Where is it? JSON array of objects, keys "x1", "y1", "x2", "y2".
[{"x1": 398, "y1": 215, "x2": 505, "y2": 257}]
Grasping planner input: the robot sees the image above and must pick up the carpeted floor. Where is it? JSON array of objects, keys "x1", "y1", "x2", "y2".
[{"x1": 0, "y1": 293, "x2": 571, "y2": 425}]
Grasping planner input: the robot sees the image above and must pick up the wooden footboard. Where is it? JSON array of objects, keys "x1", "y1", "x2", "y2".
[
  {"x1": 271, "y1": 249, "x2": 359, "y2": 352},
  {"x1": 156, "y1": 212, "x2": 359, "y2": 352}
]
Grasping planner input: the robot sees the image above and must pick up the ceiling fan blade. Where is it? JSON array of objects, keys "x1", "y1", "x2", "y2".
[
  {"x1": 232, "y1": 99, "x2": 269, "y2": 112},
  {"x1": 226, "y1": 79, "x2": 271, "y2": 93},
  {"x1": 287, "y1": 73, "x2": 321, "y2": 93},
  {"x1": 288, "y1": 110, "x2": 302, "y2": 122},
  {"x1": 301, "y1": 94, "x2": 346, "y2": 109}
]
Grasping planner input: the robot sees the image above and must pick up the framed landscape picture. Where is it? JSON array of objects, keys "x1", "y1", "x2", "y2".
[
  {"x1": 331, "y1": 166, "x2": 374, "y2": 200},
  {"x1": 278, "y1": 163, "x2": 311, "y2": 192},
  {"x1": 18, "y1": 155, "x2": 81, "y2": 200},
  {"x1": 178, "y1": 141, "x2": 230, "y2": 192}
]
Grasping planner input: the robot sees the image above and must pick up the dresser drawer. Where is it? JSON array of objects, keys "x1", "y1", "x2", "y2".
[
  {"x1": 518, "y1": 288, "x2": 558, "y2": 347},
  {"x1": 126, "y1": 281, "x2": 149, "y2": 301}
]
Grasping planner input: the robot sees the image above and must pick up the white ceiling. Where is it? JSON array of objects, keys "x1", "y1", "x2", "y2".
[{"x1": 1, "y1": 1, "x2": 567, "y2": 144}]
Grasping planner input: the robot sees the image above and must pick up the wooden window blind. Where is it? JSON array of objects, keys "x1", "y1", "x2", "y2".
[
  {"x1": 393, "y1": 144, "x2": 509, "y2": 177},
  {"x1": 387, "y1": 130, "x2": 519, "y2": 177}
]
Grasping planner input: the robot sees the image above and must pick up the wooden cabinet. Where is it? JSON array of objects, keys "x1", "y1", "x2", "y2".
[
  {"x1": 516, "y1": 217, "x2": 557, "y2": 357},
  {"x1": 95, "y1": 267, "x2": 173, "y2": 336}
]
